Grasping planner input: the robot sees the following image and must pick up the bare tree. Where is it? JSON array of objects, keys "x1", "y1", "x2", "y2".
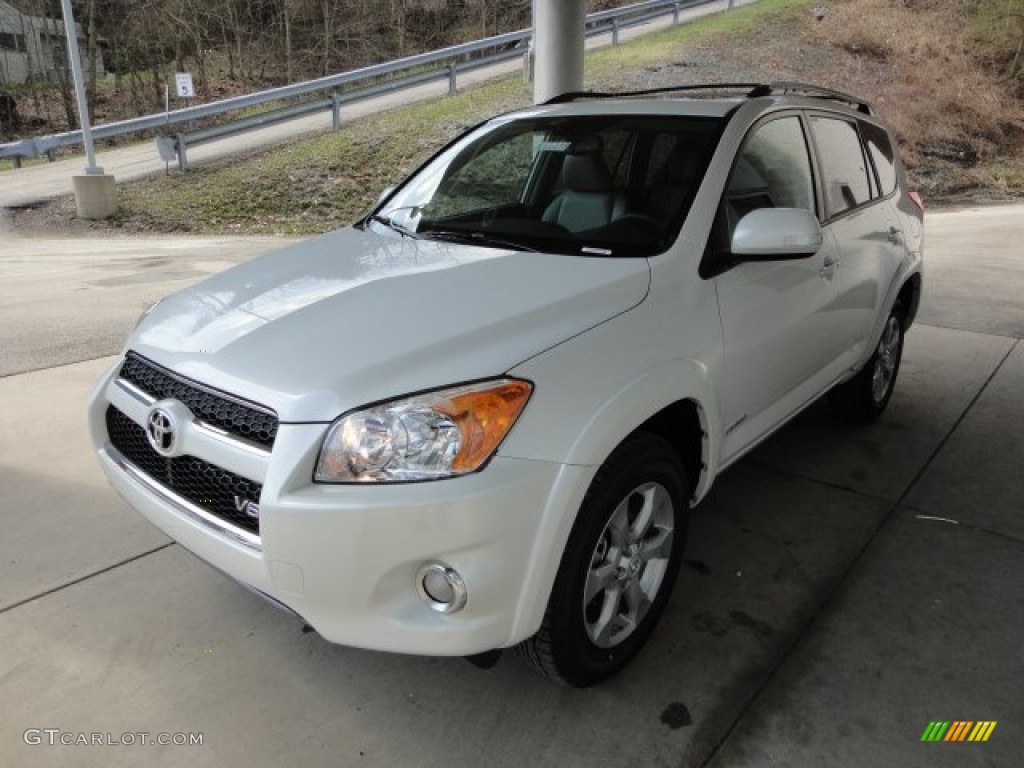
[{"x1": 43, "y1": 0, "x2": 77, "y2": 129}]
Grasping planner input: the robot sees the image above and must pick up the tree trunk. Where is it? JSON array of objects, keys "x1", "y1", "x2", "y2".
[
  {"x1": 219, "y1": 16, "x2": 235, "y2": 80},
  {"x1": 322, "y1": 0, "x2": 333, "y2": 76},
  {"x1": 284, "y1": 0, "x2": 293, "y2": 83},
  {"x1": 86, "y1": 0, "x2": 97, "y2": 115},
  {"x1": 392, "y1": 0, "x2": 406, "y2": 57},
  {"x1": 18, "y1": 13, "x2": 45, "y2": 118},
  {"x1": 0, "y1": 90, "x2": 20, "y2": 133},
  {"x1": 44, "y1": 4, "x2": 77, "y2": 130},
  {"x1": 235, "y1": 6, "x2": 245, "y2": 82},
  {"x1": 150, "y1": 56, "x2": 163, "y2": 113}
]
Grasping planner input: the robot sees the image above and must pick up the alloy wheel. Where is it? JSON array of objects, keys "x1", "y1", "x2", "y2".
[
  {"x1": 871, "y1": 315, "x2": 901, "y2": 404},
  {"x1": 582, "y1": 482, "x2": 675, "y2": 649}
]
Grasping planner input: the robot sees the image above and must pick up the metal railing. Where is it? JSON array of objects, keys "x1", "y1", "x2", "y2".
[{"x1": 1, "y1": 0, "x2": 722, "y2": 170}]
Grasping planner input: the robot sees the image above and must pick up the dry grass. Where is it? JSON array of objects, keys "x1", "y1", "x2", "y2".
[{"x1": 807, "y1": 0, "x2": 1024, "y2": 168}]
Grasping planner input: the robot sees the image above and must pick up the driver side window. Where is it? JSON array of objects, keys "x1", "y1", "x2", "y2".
[{"x1": 724, "y1": 116, "x2": 816, "y2": 234}]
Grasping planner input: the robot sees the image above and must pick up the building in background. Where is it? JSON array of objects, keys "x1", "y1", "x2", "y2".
[{"x1": 0, "y1": 0, "x2": 104, "y2": 85}]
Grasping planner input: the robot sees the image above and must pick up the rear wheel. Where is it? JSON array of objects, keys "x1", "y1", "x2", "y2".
[
  {"x1": 518, "y1": 433, "x2": 688, "y2": 687},
  {"x1": 829, "y1": 301, "x2": 905, "y2": 423}
]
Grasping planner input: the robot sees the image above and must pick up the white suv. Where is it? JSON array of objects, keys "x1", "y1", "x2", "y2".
[{"x1": 89, "y1": 83, "x2": 923, "y2": 687}]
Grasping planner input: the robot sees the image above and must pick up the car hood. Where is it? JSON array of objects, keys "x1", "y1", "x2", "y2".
[{"x1": 130, "y1": 227, "x2": 650, "y2": 422}]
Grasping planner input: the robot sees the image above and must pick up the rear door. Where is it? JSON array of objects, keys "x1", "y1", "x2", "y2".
[{"x1": 807, "y1": 114, "x2": 904, "y2": 362}]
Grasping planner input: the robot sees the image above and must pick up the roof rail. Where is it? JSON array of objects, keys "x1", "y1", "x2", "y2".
[
  {"x1": 746, "y1": 82, "x2": 872, "y2": 114},
  {"x1": 544, "y1": 81, "x2": 873, "y2": 114},
  {"x1": 543, "y1": 83, "x2": 763, "y2": 104}
]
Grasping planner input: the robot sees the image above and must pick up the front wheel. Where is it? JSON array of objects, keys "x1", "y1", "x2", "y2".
[
  {"x1": 829, "y1": 301, "x2": 905, "y2": 423},
  {"x1": 518, "y1": 433, "x2": 688, "y2": 687}
]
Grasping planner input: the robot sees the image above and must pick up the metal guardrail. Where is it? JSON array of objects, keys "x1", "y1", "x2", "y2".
[{"x1": 1, "y1": 0, "x2": 721, "y2": 170}]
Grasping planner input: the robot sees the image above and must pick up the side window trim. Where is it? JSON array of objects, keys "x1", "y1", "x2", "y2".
[
  {"x1": 797, "y1": 111, "x2": 825, "y2": 222},
  {"x1": 795, "y1": 112, "x2": 822, "y2": 220},
  {"x1": 857, "y1": 121, "x2": 882, "y2": 200}
]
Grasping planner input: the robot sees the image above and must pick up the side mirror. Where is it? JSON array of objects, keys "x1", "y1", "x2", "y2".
[{"x1": 730, "y1": 208, "x2": 822, "y2": 260}]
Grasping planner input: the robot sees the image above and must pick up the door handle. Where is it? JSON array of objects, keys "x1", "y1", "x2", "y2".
[{"x1": 887, "y1": 226, "x2": 903, "y2": 244}]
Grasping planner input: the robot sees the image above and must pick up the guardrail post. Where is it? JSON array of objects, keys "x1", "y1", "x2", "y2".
[
  {"x1": 612, "y1": 17, "x2": 620, "y2": 45},
  {"x1": 331, "y1": 90, "x2": 341, "y2": 130},
  {"x1": 728, "y1": 0, "x2": 734, "y2": 8},
  {"x1": 673, "y1": 2, "x2": 680, "y2": 23},
  {"x1": 176, "y1": 134, "x2": 188, "y2": 172},
  {"x1": 448, "y1": 61, "x2": 457, "y2": 95},
  {"x1": 12, "y1": 156, "x2": 21, "y2": 169}
]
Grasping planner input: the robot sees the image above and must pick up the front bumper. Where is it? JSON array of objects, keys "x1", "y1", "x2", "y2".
[{"x1": 88, "y1": 360, "x2": 578, "y2": 657}]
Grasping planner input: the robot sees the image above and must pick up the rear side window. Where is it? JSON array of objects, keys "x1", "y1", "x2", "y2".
[
  {"x1": 861, "y1": 122, "x2": 897, "y2": 197},
  {"x1": 809, "y1": 116, "x2": 872, "y2": 218}
]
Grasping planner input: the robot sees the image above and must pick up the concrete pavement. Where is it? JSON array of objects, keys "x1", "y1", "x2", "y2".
[
  {"x1": 0, "y1": 227, "x2": 295, "y2": 376},
  {"x1": 0, "y1": 205, "x2": 1021, "y2": 767},
  {"x1": 0, "y1": 0, "x2": 756, "y2": 210}
]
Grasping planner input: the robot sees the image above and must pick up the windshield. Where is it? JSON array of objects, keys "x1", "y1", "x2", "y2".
[{"x1": 369, "y1": 114, "x2": 723, "y2": 257}]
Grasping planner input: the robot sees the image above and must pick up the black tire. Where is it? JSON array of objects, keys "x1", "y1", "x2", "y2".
[
  {"x1": 518, "y1": 432, "x2": 688, "y2": 687},
  {"x1": 829, "y1": 301, "x2": 905, "y2": 424}
]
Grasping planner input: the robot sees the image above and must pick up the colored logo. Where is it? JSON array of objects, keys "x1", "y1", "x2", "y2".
[{"x1": 921, "y1": 721, "x2": 997, "y2": 742}]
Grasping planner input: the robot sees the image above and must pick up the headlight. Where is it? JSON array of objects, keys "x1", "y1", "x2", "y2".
[{"x1": 314, "y1": 379, "x2": 532, "y2": 483}]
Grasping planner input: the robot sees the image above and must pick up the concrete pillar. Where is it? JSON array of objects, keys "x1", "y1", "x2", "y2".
[
  {"x1": 72, "y1": 173, "x2": 117, "y2": 220},
  {"x1": 533, "y1": 0, "x2": 585, "y2": 105}
]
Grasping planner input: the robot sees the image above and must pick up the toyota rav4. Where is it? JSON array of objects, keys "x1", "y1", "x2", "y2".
[{"x1": 89, "y1": 82, "x2": 924, "y2": 687}]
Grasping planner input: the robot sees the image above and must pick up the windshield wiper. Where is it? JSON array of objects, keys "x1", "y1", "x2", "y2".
[
  {"x1": 369, "y1": 213, "x2": 419, "y2": 240},
  {"x1": 420, "y1": 229, "x2": 538, "y2": 252}
]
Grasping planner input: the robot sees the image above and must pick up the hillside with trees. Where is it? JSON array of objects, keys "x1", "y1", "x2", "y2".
[
  {"x1": 2, "y1": 0, "x2": 637, "y2": 135},
  {"x1": 4, "y1": 0, "x2": 1023, "y2": 235}
]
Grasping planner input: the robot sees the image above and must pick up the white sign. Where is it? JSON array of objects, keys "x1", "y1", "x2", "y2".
[{"x1": 175, "y1": 72, "x2": 194, "y2": 98}]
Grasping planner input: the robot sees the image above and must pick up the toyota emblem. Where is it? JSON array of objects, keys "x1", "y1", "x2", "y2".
[{"x1": 146, "y1": 407, "x2": 178, "y2": 457}]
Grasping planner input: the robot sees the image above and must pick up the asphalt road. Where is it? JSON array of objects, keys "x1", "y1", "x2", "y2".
[{"x1": 0, "y1": 204, "x2": 1022, "y2": 767}]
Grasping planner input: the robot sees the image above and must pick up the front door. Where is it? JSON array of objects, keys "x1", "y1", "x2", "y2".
[{"x1": 711, "y1": 114, "x2": 845, "y2": 459}]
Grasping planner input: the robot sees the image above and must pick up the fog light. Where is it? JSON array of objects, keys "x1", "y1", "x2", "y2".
[{"x1": 416, "y1": 563, "x2": 467, "y2": 614}]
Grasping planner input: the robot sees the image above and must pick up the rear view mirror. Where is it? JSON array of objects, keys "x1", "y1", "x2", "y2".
[{"x1": 730, "y1": 208, "x2": 822, "y2": 260}]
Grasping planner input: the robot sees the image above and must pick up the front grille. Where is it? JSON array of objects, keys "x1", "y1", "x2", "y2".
[
  {"x1": 106, "y1": 406, "x2": 262, "y2": 536},
  {"x1": 120, "y1": 352, "x2": 278, "y2": 449}
]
